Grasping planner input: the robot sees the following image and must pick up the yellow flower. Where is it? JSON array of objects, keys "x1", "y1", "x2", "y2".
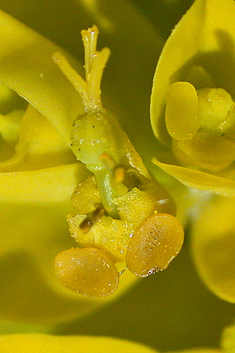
[
  {"x1": 151, "y1": 0, "x2": 235, "y2": 196},
  {"x1": 150, "y1": 0, "x2": 235, "y2": 303},
  {"x1": 51, "y1": 25, "x2": 184, "y2": 298},
  {"x1": 0, "y1": 2, "x2": 234, "y2": 353},
  {"x1": 0, "y1": 0, "x2": 185, "y2": 324}
]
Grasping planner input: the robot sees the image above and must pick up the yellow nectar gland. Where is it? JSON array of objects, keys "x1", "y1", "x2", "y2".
[
  {"x1": 53, "y1": 26, "x2": 184, "y2": 297},
  {"x1": 126, "y1": 213, "x2": 184, "y2": 277},
  {"x1": 165, "y1": 81, "x2": 235, "y2": 171},
  {"x1": 54, "y1": 247, "x2": 119, "y2": 297}
]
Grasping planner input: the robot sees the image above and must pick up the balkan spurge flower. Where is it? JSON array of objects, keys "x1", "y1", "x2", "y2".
[
  {"x1": 151, "y1": 0, "x2": 235, "y2": 196},
  {"x1": 53, "y1": 26, "x2": 184, "y2": 297},
  {"x1": 0, "y1": 4, "x2": 166, "y2": 323}
]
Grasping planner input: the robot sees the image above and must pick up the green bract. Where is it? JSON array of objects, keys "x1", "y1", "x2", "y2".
[{"x1": 150, "y1": 0, "x2": 235, "y2": 196}]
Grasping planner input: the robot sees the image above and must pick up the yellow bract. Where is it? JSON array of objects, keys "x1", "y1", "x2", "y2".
[
  {"x1": 167, "y1": 348, "x2": 220, "y2": 353},
  {"x1": 0, "y1": 334, "x2": 159, "y2": 353},
  {"x1": 0, "y1": 0, "x2": 163, "y2": 322},
  {"x1": 222, "y1": 324, "x2": 235, "y2": 353},
  {"x1": 191, "y1": 195, "x2": 235, "y2": 302},
  {"x1": 126, "y1": 213, "x2": 184, "y2": 277}
]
